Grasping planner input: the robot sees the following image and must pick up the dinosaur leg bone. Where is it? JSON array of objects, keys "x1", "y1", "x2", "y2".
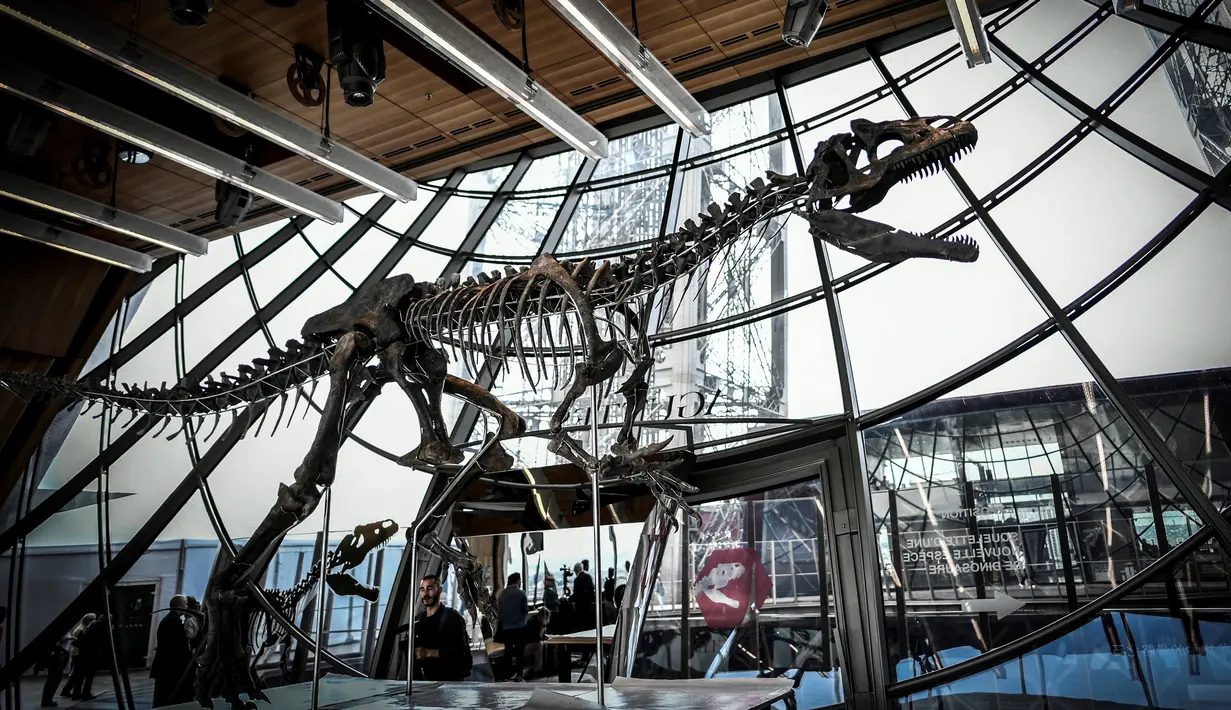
[
  {"x1": 379, "y1": 342, "x2": 463, "y2": 469},
  {"x1": 197, "y1": 330, "x2": 373, "y2": 709},
  {"x1": 442, "y1": 374, "x2": 525, "y2": 471}
]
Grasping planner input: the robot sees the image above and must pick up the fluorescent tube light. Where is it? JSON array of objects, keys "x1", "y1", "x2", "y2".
[
  {"x1": 0, "y1": 170, "x2": 208, "y2": 255},
  {"x1": 542, "y1": 0, "x2": 710, "y2": 137},
  {"x1": 945, "y1": 0, "x2": 991, "y2": 67},
  {"x1": 0, "y1": 59, "x2": 345, "y2": 224},
  {"x1": 0, "y1": 210, "x2": 154, "y2": 272},
  {"x1": 369, "y1": 0, "x2": 609, "y2": 159},
  {"x1": 0, "y1": 0, "x2": 418, "y2": 203}
]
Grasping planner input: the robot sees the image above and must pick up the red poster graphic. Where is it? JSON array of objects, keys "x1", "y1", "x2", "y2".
[{"x1": 692, "y1": 548, "x2": 771, "y2": 628}]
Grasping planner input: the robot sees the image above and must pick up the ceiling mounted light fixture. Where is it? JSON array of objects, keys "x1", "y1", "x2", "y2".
[
  {"x1": 0, "y1": 0, "x2": 418, "y2": 202},
  {"x1": 0, "y1": 209, "x2": 154, "y2": 272},
  {"x1": 369, "y1": 0, "x2": 609, "y2": 159},
  {"x1": 0, "y1": 170, "x2": 208, "y2": 255},
  {"x1": 945, "y1": 0, "x2": 991, "y2": 67},
  {"x1": 169, "y1": 0, "x2": 212, "y2": 27},
  {"x1": 117, "y1": 142, "x2": 152, "y2": 165},
  {"x1": 542, "y1": 0, "x2": 710, "y2": 137},
  {"x1": 0, "y1": 59, "x2": 345, "y2": 224}
]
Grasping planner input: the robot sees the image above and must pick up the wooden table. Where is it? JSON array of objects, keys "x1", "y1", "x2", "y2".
[{"x1": 544, "y1": 625, "x2": 617, "y2": 682}]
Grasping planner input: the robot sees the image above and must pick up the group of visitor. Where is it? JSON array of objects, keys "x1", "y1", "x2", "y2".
[
  {"x1": 37, "y1": 595, "x2": 202, "y2": 708},
  {"x1": 405, "y1": 557, "x2": 623, "y2": 684}
]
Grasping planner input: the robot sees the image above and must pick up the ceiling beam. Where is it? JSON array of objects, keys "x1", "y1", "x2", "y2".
[
  {"x1": 0, "y1": 210, "x2": 154, "y2": 272},
  {"x1": 0, "y1": 58, "x2": 346, "y2": 224},
  {"x1": 0, "y1": 0, "x2": 419, "y2": 204},
  {"x1": 0, "y1": 170, "x2": 207, "y2": 255}
]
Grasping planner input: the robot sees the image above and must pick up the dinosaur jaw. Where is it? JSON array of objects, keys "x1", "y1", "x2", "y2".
[{"x1": 797, "y1": 209, "x2": 979, "y2": 264}]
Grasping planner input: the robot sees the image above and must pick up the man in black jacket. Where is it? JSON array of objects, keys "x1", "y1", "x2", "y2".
[
  {"x1": 401, "y1": 575, "x2": 472, "y2": 681},
  {"x1": 150, "y1": 596, "x2": 193, "y2": 707}
]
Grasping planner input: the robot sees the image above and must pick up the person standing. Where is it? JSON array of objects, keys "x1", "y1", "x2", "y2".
[
  {"x1": 41, "y1": 629, "x2": 72, "y2": 707},
  {"x1": 183, "y1": 597, "x2": 202, "y2": 648},
  {"x1": 150, "y1": 596, "x2": 193, "y2": 707},
  {"x1": 400, "y1": 575, "x2": 472, "y2": 681},
  {"x1": 571, "y1": 562, "x2": 595, "y2": 631},
  {"x1": 65, "y1": 615, "x2": 104, "y2": 701},
  {"x1": 59, "y1": 614, "x2": 96, "y2": 700},
  {"x1": 497, "y1": 573, "x2": 529, "y2": 681},
  {"x1": 542, "y1": 575, "x2": 559, "y2": 613}
]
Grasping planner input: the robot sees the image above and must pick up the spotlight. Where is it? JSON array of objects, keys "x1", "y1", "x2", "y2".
[
  {"x1": 264, "y1": 0, "x2": 300, "y2": 5},
  {"x1": 169, "y1": 0, "x2": 213, "y2": 27},
  {"x1": 214, "y1": 179, "x2": 253, "y2": 228},
  {"x1": 782, "y1": 0, "x2": 828, "y2": 48},
  {"x1": 117, "y1": 142, "x2": 152, "y2": 165},
  {"x1": 327, "y1": 0, "x2": 386, "y2": 108}
]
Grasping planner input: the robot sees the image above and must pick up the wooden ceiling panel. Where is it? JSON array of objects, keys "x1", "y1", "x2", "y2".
[
  {"x1": 679, "y1": 0, "x2": 740, "y2": 16},
  {"x1": 470, "y1": 134, "x2": 537, "y2": 159},
  {"x1": 452, "y1": 0, "x2": 594, "y2": 69},
  {"x1": 600, "y1": 0, "x2": 694, "y2": 34},
  {"x1": 694, "y1": 0, "x2": 786, "y2": 59},
  {"x1": 642, "y1": 18, "x2": 718, "y2": 72}
]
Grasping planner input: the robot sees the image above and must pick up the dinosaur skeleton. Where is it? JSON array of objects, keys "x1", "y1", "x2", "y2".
[
  {"x1": 1, "y1": 117, "x2": 980, "y2": 708},
  {"x1": 249, "y1": 520, "x2": 397, "y2": 683},
  {"x1": 418, "y1": 532, "x2": 498, "y2": 638}
]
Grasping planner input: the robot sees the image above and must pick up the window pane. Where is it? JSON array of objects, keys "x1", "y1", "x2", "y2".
[
  {"x1": 1042, "y1": 11, "x2": 1158, "y2": 108},
  {"x1": 1113, "y1": 41, "x2": 1228, "y2": 175},
  {"x1": 183, "y1": 237, "x2": 238, "y2": 295},
  {"x1": 561, "y1": 177, "x2": 669, "y2": 252},
  {"x1": 987, "y1": 130, "x2": 1197, "y2": 305},
  {"x1": 786, "y1": 61, "x2": 885, "y2": 125},
  {"x1": 183, "y1": 279, "x2": 256, "y2": 374},
  {"x1": 993, "y1": 0, "x2": 1095, "y2": 64},
  {"x1": 868, "y1": 332, "x2": 1206, "y2": 682},
  {"x1": 518, "y1": 150, "x2": 585, "y2": 192},
  {"x1": 333, "y1": 229, "x2": 397, "y2": 286},
  {"x1": 840, "y1": 220, "x2": 1047, "y2": 411},
  {"x1": 686, "y1": 93, "x2": 785, "y2": 159},
  {"x1": 593, "y1": 125, "x2": 679, "y2": 180}
]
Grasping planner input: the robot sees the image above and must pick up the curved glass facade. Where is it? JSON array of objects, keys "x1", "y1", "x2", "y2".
[{"x1": 2, "y1": 0, "x2": 1230, "y2": 706}]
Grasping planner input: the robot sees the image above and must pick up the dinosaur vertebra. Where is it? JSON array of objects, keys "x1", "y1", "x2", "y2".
[{"x1": 1, "y1": 117, "x2": 980, "y2": 709}]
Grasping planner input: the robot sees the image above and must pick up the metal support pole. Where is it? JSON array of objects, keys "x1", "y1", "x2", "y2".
[
  {"x1": 406, "y1": 423, "x2": 504, "y2": 698},
  {"x1": 590, "y1": 384, "x2": 606, "y2": 705},
  {"x1": 311, "y1": 487, "x2": 332, "y2": 710},
  {"x1": 1049, "y1": 474, "x2": 1079, "y2": 610}
]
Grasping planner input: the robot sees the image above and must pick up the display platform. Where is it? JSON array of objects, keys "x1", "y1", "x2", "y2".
[{"x1": 163, "y1": 676, "x2": 796, "y2": 710}]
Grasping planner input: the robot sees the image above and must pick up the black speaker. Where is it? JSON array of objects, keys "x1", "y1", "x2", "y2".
[
  {"x1": 783, "y1": 0, "x2": 828, "y2": 48},
  {"x1": 327, "y1": 0, "x2": 386, "y2": 108},
  {"x1": 215, "y1": 179, "x2": 254, "y2": 228}
]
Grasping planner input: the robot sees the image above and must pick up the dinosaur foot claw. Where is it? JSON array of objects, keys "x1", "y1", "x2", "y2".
[
  {"x1": 397, "y1": 439, "x2": 464, "y2": 469},
  {"x1": 475, "y1": 443, "x2": 515, "y2": 472}
]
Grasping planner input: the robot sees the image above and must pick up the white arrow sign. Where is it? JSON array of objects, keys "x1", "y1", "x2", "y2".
[{"x1": 962, "y1": 591, "x2": 1025, "y2": 619}]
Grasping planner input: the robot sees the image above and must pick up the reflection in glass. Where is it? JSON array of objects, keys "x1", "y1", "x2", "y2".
[{"x1": 867, "y1": 336, "x2": 1212, "y2": 680}]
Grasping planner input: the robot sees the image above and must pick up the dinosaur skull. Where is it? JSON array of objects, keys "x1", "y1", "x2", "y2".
[
  {"x1": 806, "y1": 116, "x2": 977, "y2": 211},
  {"x1": 800, "y1": 116, "x2": 980, "y2": 264}
]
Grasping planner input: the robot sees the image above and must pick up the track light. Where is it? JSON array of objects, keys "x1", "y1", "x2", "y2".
[
  {"x1": 782, "y1": 0, "x2": 828, "y2": 48},
  {"x1": 0, "y1": 0, "x2": 417, "y2": 202},
  {"x1": 169, "y1": 0, "x2": 212, "y2": 27},
  {"x1": 0, "y1": 59, "x2": 345, "y2": 224},
  {"x1": 945, "y1": 0, "x2": 992, "y2": 67},
  {"x1": 117, "y1": 142, "x2": 152, "y2": 165},
  {"x1": 370, "y1": 0, "x2": 608, "y2": 159},
  {"x1": 328, "y1": 0, "x2": 386, "y2": 108},
  {"x1": 0, "y1": 209, "x2": 154, "y2": 272},
  {"x1": 4, "y1": 107, "x2": 50, "y2": 156},
  {"x1": 0, "y1": 170, "x2": 207, "y2": 254},
  {"x1": 542, "y1": 0, "x2": 710, "y2": 137},
  {"x1": 215, "y1": 179, "x2": 254, "y2": 228}
]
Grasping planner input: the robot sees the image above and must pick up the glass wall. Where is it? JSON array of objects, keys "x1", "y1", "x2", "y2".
[{"x1": 2, "y1": 0, "x2": 1231, "y2": 705}]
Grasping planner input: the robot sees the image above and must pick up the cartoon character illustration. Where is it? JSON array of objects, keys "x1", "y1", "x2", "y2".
[{"x1": 695, "y1": 561, "x2": 746, "y2": 608}]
